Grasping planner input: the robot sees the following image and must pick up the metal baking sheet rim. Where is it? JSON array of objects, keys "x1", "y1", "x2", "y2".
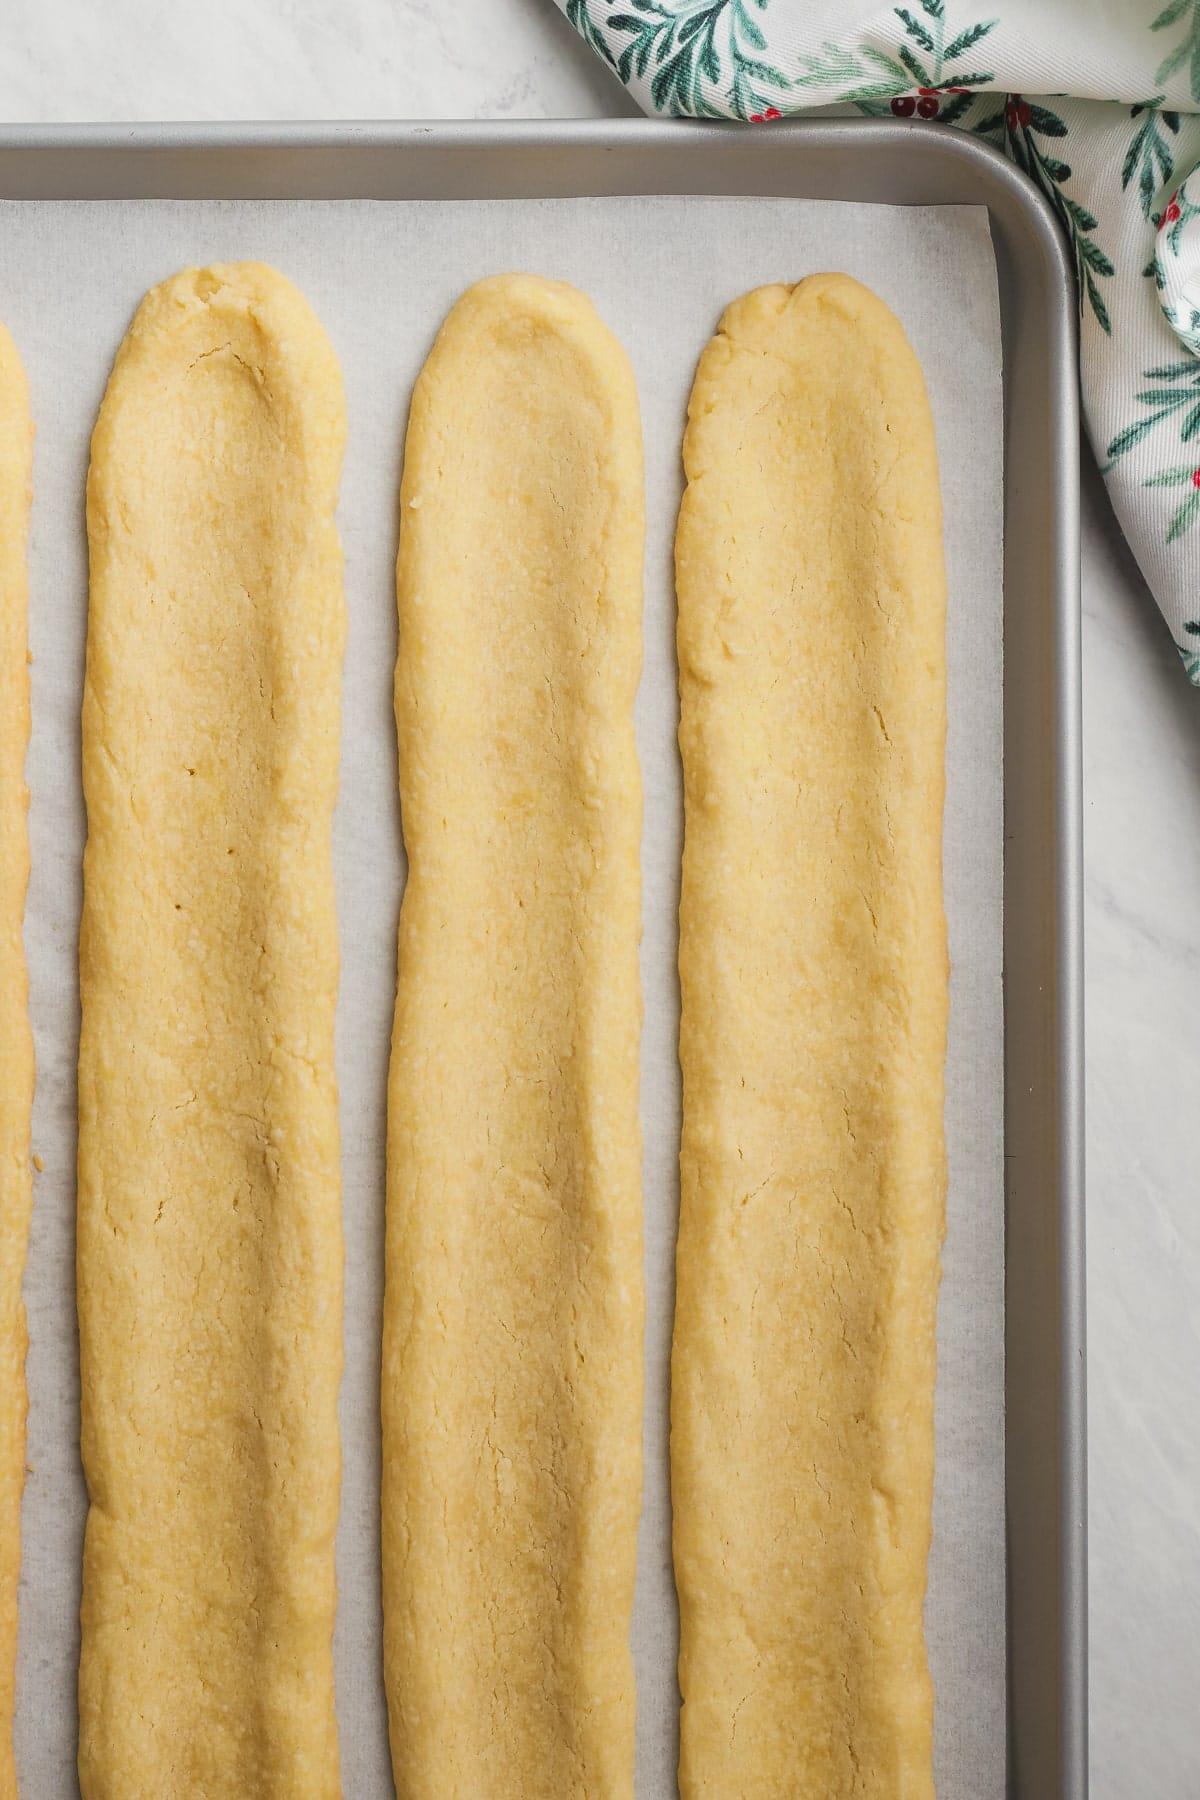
[{"x1": 0, "y1": 118, "x2": 1086, "y2": 1800}]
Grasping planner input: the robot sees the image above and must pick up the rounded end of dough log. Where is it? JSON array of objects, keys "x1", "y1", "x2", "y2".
[
  {"x1": 89, "y1": 260, "x2": 346, "y2": 508},
  {"x1": 403, "y1": 272, "x2": 641, "y2": 484},
  {"x1": 690, "y1": 272, "x2": 938, "y2": 479}
]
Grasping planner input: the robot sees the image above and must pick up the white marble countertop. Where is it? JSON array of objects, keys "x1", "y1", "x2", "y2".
[{"x1": 5, "y1": 2, "x2": 1198, "y2": 1793}]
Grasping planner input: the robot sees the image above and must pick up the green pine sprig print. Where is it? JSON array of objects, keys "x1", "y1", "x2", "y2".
[
  {"x1": 1149, "y1": 185, "x2": 1200, "y2": 320},
  {"x1": 1122, "y1": 100, "x2": 1181, "y2": 219},
  {"x1": 1144, "y1": 463, "x2": 1200, "y2": 542},
  {"x1": 1105, "y1": 362, "x2": 1200, "y2": 547},
  {"x1": 1180, "y1": 621, "x2": 1200, "y2": 684},
  {"x1": 1157, "y1": 178, "x2": 1200, "y2": 258},
  {"x1": 1151, "y1": 0, "x2": 1200, "y2": 105},
  {"x1": 599, "y1": 0, "x2": 789, "y2": 119},
  {"x1": 790, "y1": 39, "x2": 916, "y2": 103},
  {"x1": 793, "y1": 2, "x2": 997, "y2": 124},
  {"x1": 565, "y1": 0, "x2": 619, "y2": 68},
  {"x1": 991, "y1": 98, "x2": 1115, "y2": 334},
  {"x1": 1105, "y1": 360, "x2": 1200, "y2": 465}
]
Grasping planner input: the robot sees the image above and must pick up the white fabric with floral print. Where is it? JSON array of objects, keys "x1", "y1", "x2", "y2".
[{"x1": 557, "y1": 0, "x2": 1200, "y2": 681}]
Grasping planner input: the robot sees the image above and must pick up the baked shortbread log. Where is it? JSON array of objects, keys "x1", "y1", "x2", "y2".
[
  {"x1": 0, "y1": 320, "x2": 33, "y2": 1800},
  {"x1": 78, "y1": 264, "x2": 346, "y2": 1798},
  {"x1": 383, "y1": 275, "x2": 644, "y2": 1799},
  {"x1": 672, "y1": 274, "x2": 948, "y2": 1798}
]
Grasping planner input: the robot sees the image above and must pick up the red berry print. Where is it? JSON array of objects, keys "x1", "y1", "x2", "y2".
[
  {"x1": 1166, "y1": 198, "x2": 1182, "y2": 224},
  {"x1": 891, "y1": 96, "x2": 916, "y2": 117},
  {"x1": 916, "y1": 96, "x2": 939, "y2": 119},
  {"x1": 1190, "y1": 469, "x2": 1200, "y2": 490},
  {"x1": 748, "y1": 107, "x2": 781, "y2": 124}
]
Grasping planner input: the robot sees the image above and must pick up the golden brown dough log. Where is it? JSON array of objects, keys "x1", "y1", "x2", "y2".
[
  {"x1": 78, "y1": 263, "x2": 346, "y2": 1799},
  {"x1": 0, "y1": 320, "x2": 33, "y2": 1800},
  {"x1": 672, "y1": 274, "x2": 948, "y2": 1798},
  {"x1": 383, "y1": 274, "x2": 644, "y2": 1799}
]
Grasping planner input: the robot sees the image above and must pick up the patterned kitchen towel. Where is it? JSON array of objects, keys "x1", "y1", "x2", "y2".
[{"x1": 558, "y1": 0, "x2": 1200, "y2": 681}]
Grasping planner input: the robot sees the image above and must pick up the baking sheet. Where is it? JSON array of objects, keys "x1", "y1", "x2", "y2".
[{"x1": 3, "y1": 193, "x2": 1005, "y2": 1797}]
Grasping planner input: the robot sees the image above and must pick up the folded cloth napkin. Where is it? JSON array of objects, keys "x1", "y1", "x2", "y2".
[{"x1": 558, "y1": 0, "x2": 1200, "y2": 680}]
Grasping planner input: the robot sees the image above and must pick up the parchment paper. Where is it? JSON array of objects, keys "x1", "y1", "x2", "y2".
[{"x1": 2, "y1": 194, "x2": 1005, "y2": 1797}]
